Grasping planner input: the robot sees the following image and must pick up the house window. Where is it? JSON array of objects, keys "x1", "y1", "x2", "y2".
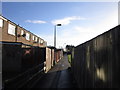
[
  {"x1": 39, "y1": 39, "x2": 41, "y2": 43},
  {"x1": 21, "y1": 30, "x2": 24, "y2": 35},
  {"x1": 26, "y1": 33, "x2": 30, "y2": 40},
  {"x1": 0, "y1": 19, "x2": 3, "y2": 27},
  {"x1": 35, "y1": 37, "x2": 38, "y2": 42},
  {"x1": 41, "y1": 40, "x2": 44, "y2": 44},
  {"x1": 33, "y1": 35, "x2": 35, "y2": 40},
  {"x1": 8, "y1": 23, "x2": 16, "y2": 36}
]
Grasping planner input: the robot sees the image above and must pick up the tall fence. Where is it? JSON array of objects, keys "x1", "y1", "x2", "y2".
[
  {"x1": 2, "y1": 42, "x2": 64, "y2": 82},
  {"x1": 1, "y1": 42, "x2": 45, "y2": 81},
  {"x1": 72, "y1": 25, "x2": 120, "y2": 88}
]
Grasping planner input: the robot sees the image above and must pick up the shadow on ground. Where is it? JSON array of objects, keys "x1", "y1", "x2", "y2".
[{"x1": 33, "y1": 67, "x2": 78, "y2": 88}]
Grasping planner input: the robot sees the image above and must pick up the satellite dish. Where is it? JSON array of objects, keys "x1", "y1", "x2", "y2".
[{"x1": 22, "y1": 34, "x2": 26, "y2": 37}]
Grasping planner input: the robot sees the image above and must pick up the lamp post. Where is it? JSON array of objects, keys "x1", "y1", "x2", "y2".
[
  {"x1": 54, "y1": 24, "x2": 61, "y2": 65},
  {"x1": 54, "y1": 24, "x2": 62, "y2": 48}
]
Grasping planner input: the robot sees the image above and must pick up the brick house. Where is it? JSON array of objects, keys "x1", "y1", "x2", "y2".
[{"x1": 0, "y1": 15, "x2": 47, "y2": 47}]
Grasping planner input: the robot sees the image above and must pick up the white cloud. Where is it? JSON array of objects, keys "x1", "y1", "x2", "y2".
[
  {"x1": 39, "y1": 10, "x2": 118, "y2": 48},
  {"x1": 52, "y1": 16, "x2": 86, "y2": 25},
  {"x1": 56, "y1": 10, "x2": 118, "y2": 48},
  {"x1": 25, "y1": 20, "x2": 47, "y2": 24}
]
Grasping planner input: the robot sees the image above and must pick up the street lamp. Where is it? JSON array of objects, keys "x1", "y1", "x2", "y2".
[
  {"x1": 54, "y1": 24, "x2": 62, "y2": 48},
  {"x1": 54, "y1": 24, "x2": 61, "y2": 65}
]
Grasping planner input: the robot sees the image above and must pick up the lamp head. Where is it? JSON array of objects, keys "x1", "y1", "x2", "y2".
[{"x1": 56, "y1": 24, "x2": 62, "y2": 26}]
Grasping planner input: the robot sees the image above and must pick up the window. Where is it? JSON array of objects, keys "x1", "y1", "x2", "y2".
[
  {"x1": 44, "y1": 41, "x2": 47, "y2": 46},
  {"x1": 33, "y1": 35, "x2": 35, "y2": 40},
  {"x1": 39, "y1": 39, "x2": 41, "y2": 43},
  {"x1": 35, "y1": 37, "x2": 38, "y2": 42},
  {"x1": 26, "y1": 33, "x2": 30, "y2": 40},
  {"x1": 8, "y1": 23, "x2": 16, "y2": 36},
  {"x1": 0, "y1": 19, "x2": 3, "y2": 27},
  {"x1": 41, "y1": 40, "x2": 44, "y2": 44},
  {"x1": 21, "y1": 30, "x2": 24, "y2": 35}
]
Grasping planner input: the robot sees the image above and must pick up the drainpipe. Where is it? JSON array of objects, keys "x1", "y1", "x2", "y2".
[{"x1": 15, "y1": 24, "x2": 19, "y2": 42}]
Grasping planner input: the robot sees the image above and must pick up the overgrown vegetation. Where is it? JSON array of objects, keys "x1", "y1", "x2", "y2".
[{"x1": 68, "y1": 54, "x2": 71, "y2": 64}]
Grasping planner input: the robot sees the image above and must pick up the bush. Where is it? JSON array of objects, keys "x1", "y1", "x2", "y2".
[{"x1": 68, "y1": 54, "x2": 71, "y2": 64}]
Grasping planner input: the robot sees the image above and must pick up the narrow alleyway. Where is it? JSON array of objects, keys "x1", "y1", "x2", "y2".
[
  {"x1": 32, "y1": 54, "x2": 78, "y2": 88},
  {"x1": 48, "y1": 54, "x2": 71, "y2": 73}
]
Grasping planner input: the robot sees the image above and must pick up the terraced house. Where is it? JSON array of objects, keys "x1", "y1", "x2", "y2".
[{"x1": 0, "y1": 15, "x2": 47, "y2": 47}]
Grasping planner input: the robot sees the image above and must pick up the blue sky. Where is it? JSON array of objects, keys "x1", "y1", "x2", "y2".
[{"x1": 2, "y1": 2, "x2": 118, "y2": 48}]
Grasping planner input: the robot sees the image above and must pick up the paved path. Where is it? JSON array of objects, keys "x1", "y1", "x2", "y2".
[
  {"x1": 48, "y1": 54, "x2": 71, "y2": 73},
  {"x1": 32, "y1": 54, "x2": 78, "y2": 88},
  {"x1": 33, "y1": 69, "x2": 77, "y2": 88}
]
